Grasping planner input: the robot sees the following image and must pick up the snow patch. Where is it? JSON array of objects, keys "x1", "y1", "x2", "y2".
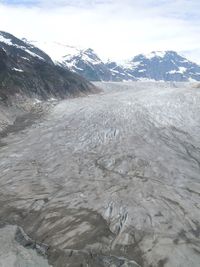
[
  {"x1": 33, "y1": 99, "x2": 42, "y2": 104},
  {"x1": 168, "y1": 67, "x2": 187, "y2": 74},
  {"x1": 168, "y1": 70, "x2": 178, "y2": 74},
  {"x1": 81, "y1": 53, "x2": 102, "y2": 65},
  {"x1": 111, "y1": 69, "x2": 120, "y2": 74},
  {"x1": 138, "y1": 69, "x2": 146, "y2": 73},
  {"x1": 0, "y1": 35, "x2": 45, "y2": 61},
  {"x1": 188, "y1": 77, "x2": 198, "y2": 82},
  {"x1": 48, "y1": 98, "x2": 57, "y2": 102},
  {"x1": 137, "y1": 77, "x2": 156, "y2": 82},
  {"x1": 21, "y1": 57, "x2": 30, "y2": 61},
  {"x1": 178, "y1": 67, "x2": 187, "y2": 73},
  {"x1": 24, "y1": 49, "x2": 44, "y2": 60},
  {"x1": 31, "y1": 41, "x2": 82, "y2": 62},
  {"x1": 12, "y1": 68, "x2": 24, "y2": 72},
  {"x1": 123, "y1": 60, "x2": 141, "y2": 69},
  {"x1": 74, "y1": 66, "x2": 84, "y2": 71},
  {"x1": 0, "y1": 35, "x2": 13, "y2": 45},
  {"x1": 145, "y1": 51, "x2": 167, "y2": 59},
  {"x1": 62, "y1": 60, "x2": 78, "y2": 70}
]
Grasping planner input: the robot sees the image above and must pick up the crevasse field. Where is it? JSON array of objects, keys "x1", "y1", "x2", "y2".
[{"x1": 0, "y1": 82, "x2": 200, "y2": 267}]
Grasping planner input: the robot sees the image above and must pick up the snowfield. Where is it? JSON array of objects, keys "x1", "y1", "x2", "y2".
[{"x1": 0, "y1": 82, "x2": 200, "y2": 267}]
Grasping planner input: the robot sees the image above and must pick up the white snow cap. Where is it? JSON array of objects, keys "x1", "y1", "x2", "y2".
[
  {"x1": 12, "y1": 67, "x2": 24, "y2": 72},
  {"x1": 145, "y1": 51, "x2": 167, "y2": 59},
  {"x1": 30, "y1": 41, "x2": 82, "y2": 62}
]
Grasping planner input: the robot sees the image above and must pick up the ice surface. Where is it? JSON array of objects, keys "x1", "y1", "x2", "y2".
[
  {"x1": 0, "y1": 225, "x2": 51, "y2": 267},
  {"x1": 0, "y1": 82, "x2": 200, "y2": 267}
]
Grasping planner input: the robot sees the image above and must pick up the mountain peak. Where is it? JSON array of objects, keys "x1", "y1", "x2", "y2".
[
  {"x1": 136, "y1": 51, "x2": 180, "y2": 60},
  {"x1": 13, "y1": 36, "x2": 200, "y2": 82},
  {"x1": 83, "y1": 48, "x2": 95, "y2": 54},
  {"x1": 122, "y1": 50, "x2": 200, "y2": 82},
  {"x1": 145, "y1": 51, "x2": 167, "y2": 59}
]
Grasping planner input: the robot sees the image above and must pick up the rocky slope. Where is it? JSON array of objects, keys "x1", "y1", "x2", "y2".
[
  {"x1": 0, "y1": 31, "x2": 96, "y2": 103},
  {"x1": 0, "y1": 31, "x2": 98, "y2": 131}
]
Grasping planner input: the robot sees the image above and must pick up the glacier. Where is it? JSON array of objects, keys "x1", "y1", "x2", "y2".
[{"x1": 0, "y1": 82, "x2": 200, "y2": 267}]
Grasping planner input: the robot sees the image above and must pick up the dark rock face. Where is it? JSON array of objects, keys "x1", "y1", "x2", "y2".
[
  {"x1": 124, "y1": 51, "x2": 200, "y2": 81},
  {"x1": 61, "y1": 48, "x2": 136, "y2": 82},
  {"x1": 0, "y1": 31, "x2": 96, "y2": 103},
  {"x1": 105, "y1": 61, "x2": 135, "y2": 81},
  {"x1": 61, "y1": 48, "x2": 114, "y2": 81}
]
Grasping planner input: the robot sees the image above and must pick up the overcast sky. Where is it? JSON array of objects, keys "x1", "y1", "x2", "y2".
[{"x1": 0, "y1": 0, "x2": 200, "y2": 63}]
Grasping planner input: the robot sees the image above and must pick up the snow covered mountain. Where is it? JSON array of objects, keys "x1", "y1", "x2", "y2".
[
  {"x1": 58, "y1": 48, "x2": 200, "y2": 82},
  {"x1": 61, "y1": 48, "x2": 114, "y2": 81},
  {"x1": 105, "y1": 60, "x2": 135, "y2": 81},
  {"x1": 0, "y1": 31, "x2": 96, "y2": 103},
  {"x1": 30, "y1": 41, "x2": 130, "y2": 81},
  {"x1": 10, "y1": 37, "x2": 200, "y2": 82},
  {"x1": 124, "y1": 51, "x2": 200, "y2": 82},
  {"x1": 59, "y1": 47, "x2": 135, "y2": 81},
  {"x1": 28, "y1": 40, "x2": 80, "y2": 63}
]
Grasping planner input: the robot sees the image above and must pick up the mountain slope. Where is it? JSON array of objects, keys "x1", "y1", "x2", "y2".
[
  {"x1": 28, "y1": 40, "x2": 80, "y2": 64},
  {"x1": 0, "y1": 31, "x2": 97, "y2": 104},
  {"x1": 25, "y1": 39, "x2": 200, "y2": 82},
  {"x1": 61, "y1": 48, "x2": 138, "y2": 81},
  {"x1": 59, "y1": 49, "x2": 200, "y2": 82},
  {"x1": 124, "y1": 51, "x2": 200, "y2": 81},
  {"x1": 31, "y1": 41, "x2": 129, "y2": 82},
  {"x1": 105, "y1": 60, "x2": 135, "y2": 81},
  {"x1": 61, "y1": 48, "x2": 114, "y2": 81}
]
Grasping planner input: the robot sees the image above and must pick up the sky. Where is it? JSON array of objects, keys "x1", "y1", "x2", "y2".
[{"x1": 0, "y1": 0, "x2": 200, "y2": 63}]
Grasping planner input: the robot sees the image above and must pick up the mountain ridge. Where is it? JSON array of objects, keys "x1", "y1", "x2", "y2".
[
  {"x1": 0, "y1": 31, "x2": 98, "y2": 132},
  {"x1": 1, "y1": 32, "x2": 200, "y2": 83},
  {"x1": 124, "y1": 50, "x2": 200, "y2": 82},
  {"x1": 31, "y1": 39, "x2": 200, "y2": 82},
  {"x1": 0, "y1": 31, "x2": 97, "y2": 103}
]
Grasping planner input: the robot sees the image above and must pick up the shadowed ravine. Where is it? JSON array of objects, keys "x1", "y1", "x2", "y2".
[{"x1": 0, "y1": 82, "x2": 200, "y2": 267}]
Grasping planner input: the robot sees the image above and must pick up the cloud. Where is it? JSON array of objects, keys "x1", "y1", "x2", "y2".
[
  {"x1": 0, "y1": 0, "x2": 40, "y2": 6},
  {"x1": 0, "y1": 0, "x2": 200, "y2": 63}
]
